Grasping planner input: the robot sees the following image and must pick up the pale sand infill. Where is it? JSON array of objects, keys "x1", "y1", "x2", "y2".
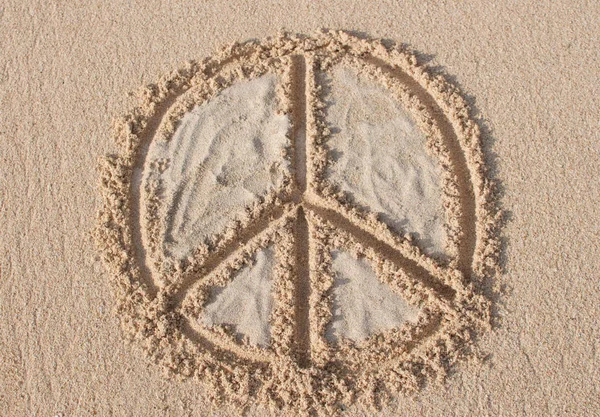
[
  {"x1": 142, "y1": 74, "x2": 290, "y2": 260},
  {"x1": 202, "y1": 246, "x2": 276, "y2": 347},
  {"x1": 326, "y1": 249, "x2": 421, "y2": 343},
  {"x1": 323, "y1": 66, "x2": 447, "y2": 258}
]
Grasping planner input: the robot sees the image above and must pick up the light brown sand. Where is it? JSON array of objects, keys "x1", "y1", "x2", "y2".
[
  {"x1": 1, "y1": 2, "x2": 599, "y2": 416},
  {"x1": 201, "y1": 246, "x2": 277, "y2": 347},
  {"x1": 142, "y1": 74, "x2": 290, "y2": 260},
  {"x1": 89, "y1": 31, "x2": 498, "y2": 414}
]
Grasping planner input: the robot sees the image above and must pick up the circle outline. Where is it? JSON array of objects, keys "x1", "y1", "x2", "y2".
[{"x1": 94, "y1": 30, "x2": 502, "y2": 413}]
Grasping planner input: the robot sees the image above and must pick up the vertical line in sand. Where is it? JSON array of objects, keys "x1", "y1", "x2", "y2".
[
  {"x1": 294, "y1": 206, "x2": 311, "y2": 367},
  {"x1": 290, "y1": 54, "x2": 311, "y2": 367},
  {"x1": 291, "y1": 54, "x2": 308, "y2": 195}
]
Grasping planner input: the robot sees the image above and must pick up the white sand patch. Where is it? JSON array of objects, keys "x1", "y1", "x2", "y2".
[
  {"x1": 145, "y1": 74, "x2": 290, "y2": 259},
  {"x1": 201, "y1": 246, "x2": 276, "y2": 347},
  {"x1": 324, "y1": 66, "x2": 447, "y2": 256},
  {"x1": 326, "y1": 249, "x2": 420, "y2": 343}
]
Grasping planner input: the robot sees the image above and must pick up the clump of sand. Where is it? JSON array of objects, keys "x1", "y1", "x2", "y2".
[{"x1": 93, "y1": 30, "x2": 502, "y2": 416}]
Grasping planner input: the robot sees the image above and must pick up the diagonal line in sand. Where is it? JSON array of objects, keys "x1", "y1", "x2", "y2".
[
  {"x1": 179, "y1": 318, "x2": 272, "y2": 367},
  {"x1": 303, "y1": 201, "x2": 457, "y2": 301},
  {"x1": 365, "y1": 314, "x2": 444, "y2": 372},
  {"x1": 169, "y1": 204, "x2": 290, "y2": 308}
]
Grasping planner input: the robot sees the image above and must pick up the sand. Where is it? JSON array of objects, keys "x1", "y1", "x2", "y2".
[
  {"x1": 90, "y1": 31, "x2": 498, "y2": 414},
  {"x1": 323, "y1": 66, "x2": 447, "y2": 258},
  {"x1": 326, "y1": 249, "x2": 421, "y2": 343},
  {"x1": 141, "y1": 74, "x2": 290, "y2": 260},
  {"x1": 201, "y1": 246, "x2": 276, "y2": 347},
  {"x1": 2, "y1": 2, "x2": 600, "y2": 416}
]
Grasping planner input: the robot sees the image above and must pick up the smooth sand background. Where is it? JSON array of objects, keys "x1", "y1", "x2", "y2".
[{"x1": 1, "y1": 1, "x2": 599, "y2": 415}]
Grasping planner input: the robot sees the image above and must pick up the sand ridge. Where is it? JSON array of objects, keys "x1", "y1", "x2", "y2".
[{"x1": 93, "y1": 30, "x2": 502, "y2": 415}]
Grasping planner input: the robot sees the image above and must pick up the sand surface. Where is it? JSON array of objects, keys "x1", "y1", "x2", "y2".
[
  {"x1": 143, "y1": 74, "x2": 290, "y2": 259},
  {"x1": 326, "y1": 249, "x2": 420, "y2": 343},
  {"x1": 2, "y1": 1, "x2": 600, "y2": 416},
  {"x1": 201, "y1": 246, "x2": 276, "y2": 347},
  {"x1": 324, "y1": 66, "x2": 447, "y2": 257}
]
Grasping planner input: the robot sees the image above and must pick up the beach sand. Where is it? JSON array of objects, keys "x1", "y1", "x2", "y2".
[{"x1": 1, "y1": 1, "x2": 599, "y2": 416}]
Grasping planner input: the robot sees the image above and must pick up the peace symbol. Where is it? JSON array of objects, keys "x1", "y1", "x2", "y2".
[{"x1": 95, "y1": 30, "x2": 500, "y2": 413}]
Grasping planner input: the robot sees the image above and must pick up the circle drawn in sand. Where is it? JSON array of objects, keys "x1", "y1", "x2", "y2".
[{"x1": 94, "y1": 31, "x2": 501, "y2": 415}]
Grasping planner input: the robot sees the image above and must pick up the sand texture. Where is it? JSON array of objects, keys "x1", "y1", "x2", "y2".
[
  {"x1": 88, "y1": 30, "x2": 499, "y2": 414},
  {"x1": 201, "y1": 246, "x2": 276, "y2": 347},
  {"x1": 326, "y1": 249, "x2": 421, "y2": 343},
  {"x1": 142, "y1": 74, "x2": 290, "y2": 260},
  {"x1": 323, "y1": 66, "x2": 447, "y2": 257},
  {"x1": 1, "y1": 1, "x2": 600, "y2": 416}
]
